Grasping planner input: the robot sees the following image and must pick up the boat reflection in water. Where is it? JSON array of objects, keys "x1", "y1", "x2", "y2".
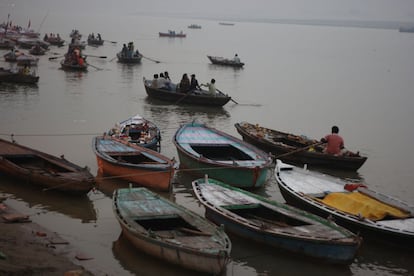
[{"x1": 0, "y1": 176, "x2": 97, "y2": 223}]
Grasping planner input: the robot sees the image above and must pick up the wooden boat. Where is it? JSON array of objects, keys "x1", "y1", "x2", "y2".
[
  {"x1": 16, "y1": 55, "x2": 39, "y2": 66},
  {"x1": 0, "y1": 38, "x2": 16, "y2": 49},
  {"x1": 107, "y1": 114, "x2": 161, "y2": 151},
  {"x1": 219, "y1": 22, "x2": 235, "y2": 26},
  {"x1": 29, "y1": 45, "x2": 46, "y2": 55},
  {"x1": 112, "y1": 186, "x2": 231, "y2": 274},
  {"x1": 275, "y1": 159, "x2": 414, "y2": 249},
  {"x1": 173, "y1": 121, "x2": 272, "y2": 189},
  {"x1": 188, "y1": 24, "x2": 201, "y2": 29},
  {"x1": 60, "y1": 59, "x2": 88, "y2": 71},
  {"x1": 143, "y1": 78, "x2": 232, "y2": 107},
  {"x1": 0, "y1": 138, "x2": 94, "y2": 194},
  {"x1": 159, "y1": 31, "x2": 186, "y2": 38},
  {"x1": 87, "y1": 34, "x2": 104, "y2": 46},
  {"x1": 235, "y1": 122, "x2": 367, "y2": 171},
  {"x1": 116, "y1": 52, "x2": 142, "y2": 64},
  {"x1": 207, "y1": 55, "x2": 245, "y2": 68},
  {"x1": 43, "y1": 35, "x2": 65, "y2": 47},
  {"x1": 192, "y1": 176, "x2": 361, "y2": 264},
  {"x1": 16, "y1": 38, "x2": 49, "y2": 50},
  {"x1": 0, "y1": 68, "x2": 39, "y2": 84},
  {"x1": 92, "y1": 136, "x2": 175, "y2": 191}
]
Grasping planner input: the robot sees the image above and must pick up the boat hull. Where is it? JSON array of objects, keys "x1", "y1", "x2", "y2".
[
  {"x1": 112, "y1": 187, "x2": 231, "y2": 274},
  {"x1": 275, "y1": 160, "x2": 414, "y2": 249},
  {"x1": 173, "y1": 122, "x2": 272, "y2": 189},
  {"x1": 92, "y1": 136, "x2": 174, "y2": 191},
  {"x1": 144, "y1": 79, "x2": 231, "y2": 107},
  {"x1": 0, "y1": 138, "x2": 94, "y2": 194}
]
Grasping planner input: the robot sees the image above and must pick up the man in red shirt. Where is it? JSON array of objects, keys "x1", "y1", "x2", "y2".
[{"x1": 321, "y1": 126, "x2": 344, "y2": 155}]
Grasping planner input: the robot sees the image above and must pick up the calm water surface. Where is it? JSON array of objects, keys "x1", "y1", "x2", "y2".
[{"x1": 1, "y1": 10, "x2": 414, "y2": 276}]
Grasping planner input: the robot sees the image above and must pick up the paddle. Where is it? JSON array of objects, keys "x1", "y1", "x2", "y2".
[
  {"x1": 109, "y1": 56, "x2": 117, "y2": 62},
  {"x1": 104, "y1": 40, "x2": 117, "y2": 44},
  {"x1": 48, "y1": 55, "x2": 64, "y2": 60},
  {"x1": 84, "y1": 54, "x2": 107, "y2": 58},
  {"x1": 86, "y1": 62, "x2": 103, "y2": 70},
  {"x1": 216, "y1": 88, "x2": 238, "y2": 104},
  {"x1": 142, "y1": 55, "x2": 161, "y2": 63},
  {"x1": 274, "y1": 141, "x2": 325, "y2": 159},
  {"x1": 174, "y1": 93, "x2": 190, "y2": 104}
]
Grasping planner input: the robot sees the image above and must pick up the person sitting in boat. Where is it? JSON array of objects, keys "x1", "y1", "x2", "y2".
[
  {"x1": 190, "y1": 74, "x2": 201, "y2": 91},
  {"x1": 97, "y1": 33, "x2": 102, "y2": 41},
  {"x1": 179, "y1": 73, "x2": 191, "y2": 93},
  {"x1": 22, "y1": 64, "x2": 31, "y2": 75},
  {"x1": 201, "y1": 78, "x2": 217, "y2": 96},
  {"x1": 121, "y1": 43, "x2": 128, "y2": 57},
  {"x1": 152, "y1": 74, "x2": 161, "y2": 88},
  {"x1": 233, "y1": 53, "x2": 240, "y2": 63},
  {"x1": 321, "y1": 126, "x2": 345, "y2": 155}
]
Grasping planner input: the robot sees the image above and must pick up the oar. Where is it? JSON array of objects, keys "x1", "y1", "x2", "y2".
[
  {"x1": 274, "y1": 141, "x2": 325, "y2": 159},
  {"x1": 216, "y1": 88, "x2": 238, "y2": 104},
  {"x1": 174, "y1": 93, "x2": 190, "y2": 104},
  {"x1": 142, "y1": 55, "x2": 161, "y2": 63},
  {"x1": 104, "y1": 40, "x2": 117, "y2": 44},
  {"x1": 48, "y1": 55, "x2": 64, "y2": 60},
  {"x1": 86, "y1": 62, "x2": 103, "y2": 70},
  {"x1": 84, "y1": 54, "x2": 107, "y2": 58},
  {"x1": 109, "y1": 56, "x2": 117, "y2": 62}
]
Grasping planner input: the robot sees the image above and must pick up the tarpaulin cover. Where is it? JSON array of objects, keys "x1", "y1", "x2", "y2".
[{"x1": 319, "y1": 192, "x2": 410, "y2": 221}]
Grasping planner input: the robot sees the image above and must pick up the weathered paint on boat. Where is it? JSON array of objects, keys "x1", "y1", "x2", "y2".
[
  {"x1": 0, "y1": 138, "x2": 94, "y2": 194},
  {"x1": 173, "y1": 122, "x2": 272, "y2": 189},
  {"x1": 92, "y1": 136, "x2": 175, "y2": 191},
  {"x1": 112, "y1": 187, "x2": 231, "y2": 274},
  {"x1": 192, "y1": 177, "x2": 361, "y2": 264},
  {"x1": 275, "y1": 159, "x2": 414, "y2": 249}
]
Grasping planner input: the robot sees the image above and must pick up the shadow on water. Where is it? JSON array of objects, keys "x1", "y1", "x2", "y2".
[{"x1": 0, "y1": 176, "x2": 97, "y2": 223}]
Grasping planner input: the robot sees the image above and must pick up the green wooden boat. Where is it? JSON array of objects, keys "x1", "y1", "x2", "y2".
[
  {"x1": 173, "y1": 121, "x2": 273, "y2": 189},
  {"x1": 112, "y1": 186, "x2": 231, "y2": 274}
]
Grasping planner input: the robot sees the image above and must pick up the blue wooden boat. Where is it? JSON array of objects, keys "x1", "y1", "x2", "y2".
[
  {"x1": 192, "y1": 176, "x2": 362, "y2": 264},
  {"x1": 112, "y1": 186, "x2": 231, "y2": 274},
  {"x1": 275, "y1": 159, "x2": 414, "y2": 249},
  {"x1": 173, "y1": 121, "x2": 272, "y2": 189}
]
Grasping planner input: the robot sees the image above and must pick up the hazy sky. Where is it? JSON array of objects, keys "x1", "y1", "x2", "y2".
[{"x1": 2, "y1": 0, "x2": 414, "y2": 23}]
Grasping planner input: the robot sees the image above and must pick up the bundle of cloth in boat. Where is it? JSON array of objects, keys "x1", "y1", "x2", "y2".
[{"x1": 317, "y1": 192, "x2": 410, "y2": 221}]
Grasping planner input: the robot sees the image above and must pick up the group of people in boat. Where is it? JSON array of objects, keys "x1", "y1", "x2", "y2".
[
  {"x1": 88, "y1": 33, "x2": 102, "y2": 41},
  {"x1": 150, "y1": 72, "x2": 218, "y2": 96},
  {"x1": 120, "y1": 42, "x2": 140, "y2": 58},
  {"x1": 43, "y1": 33, "x2": 62, "y2": 41}
]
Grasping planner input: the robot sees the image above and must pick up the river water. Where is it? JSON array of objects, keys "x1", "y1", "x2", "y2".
[{"x1": 1, "y1": 5, "x2": 414, "y2": 276}]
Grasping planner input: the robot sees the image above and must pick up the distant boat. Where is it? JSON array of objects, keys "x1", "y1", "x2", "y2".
[
  {"x1": 219, "y1": 22, "x2": 235, "y2": 26},
  {"x1": 0, "y1": 138, "x2": 94, "y2": 194},
  {"x1": 87, "y1": 33, "x2": 104, "y2": 46},
  {"x1": 188, "y1": 24, "x2": 201, "y2": 29},
  {"x1": 192, "y1": 176, "x2": 361, "y2": 264},
  {"x1": 173, "y1": 121, "x2": 273, "y2": 189},
  {"x1": 92, "y1": 135, "x2": 175, "y2": 191},
  {"x1": 275, "y1": 159, "x2": 414, "y2": 249},
  {"x1": 234, "y1": 122, "x2": 367, "y2": 171},
  {"x1": 399, "y1": 26, "x2": 414, "y2": 33},
  {"x1": 112, "y1": 186, "x2": 231, "y2": 274},
  {"x1": 207, "y1": 55, "x2": 245, "y2": 68},
  {"x1": 159, "y1": 31, "x2": 186, "y2": 38},
  {"x1": 0, "y1": 68, "x2": 39, "y2": 84},
  {"x1": 107, "y1": 114, "x2": 161, "y2": 151}
]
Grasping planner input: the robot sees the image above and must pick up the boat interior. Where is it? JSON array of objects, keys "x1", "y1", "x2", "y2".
[
  {"x1": 223, "y1": 203, "x2": 310, "y2": 227},
  {"x1": 135, "y1": 215, "x2": 203, "y2": 235},
  {"x1": 5, "y1": 154, "x2": 73, "y2": 173},
  {"x1": 191, "y1": 144, "x2": 253, "y2": 161}
]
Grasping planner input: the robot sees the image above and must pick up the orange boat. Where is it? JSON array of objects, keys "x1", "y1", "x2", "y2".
[{"x1": 92, "y1": 136, "x2": 175, "y2": 191}]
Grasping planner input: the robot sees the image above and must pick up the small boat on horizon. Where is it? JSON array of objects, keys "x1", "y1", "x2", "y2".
[{"x1": 159, "y1": 30, "x2": 186, "y2": 38}]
